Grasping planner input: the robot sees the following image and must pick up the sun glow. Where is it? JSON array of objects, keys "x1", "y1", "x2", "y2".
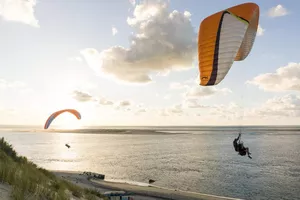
[{"x1": 53, "y1": 114, "x2": 83, "y2": 130}]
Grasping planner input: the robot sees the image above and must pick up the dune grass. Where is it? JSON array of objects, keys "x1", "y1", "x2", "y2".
[{"x1": 0, "y1": 137, "x2": 107, "y2": 200}]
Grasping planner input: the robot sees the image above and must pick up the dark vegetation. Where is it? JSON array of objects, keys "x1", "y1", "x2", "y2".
[{"x1": 0, "y1": 137, "x2": 107, "y2": 200}]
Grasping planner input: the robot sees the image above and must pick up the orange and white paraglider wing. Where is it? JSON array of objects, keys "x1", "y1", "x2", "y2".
[
  {"x1": 44, "y1": 109, "x2": 81, "y2": 129},
  {"x1": 198, "y1": 3, "x2": 259, "y2": 86}
]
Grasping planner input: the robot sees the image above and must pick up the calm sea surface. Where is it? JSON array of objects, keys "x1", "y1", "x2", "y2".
[{"x1": 1, "y1": 126, "x2": 299, "y2": 200}]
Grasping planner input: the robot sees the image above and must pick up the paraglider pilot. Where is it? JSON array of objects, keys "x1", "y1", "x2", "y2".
[{"x1": 233, "y1": 133, "x2": 252, "y2": 159}]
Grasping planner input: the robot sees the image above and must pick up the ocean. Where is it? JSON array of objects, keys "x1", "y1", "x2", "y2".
[{"x1": 0, "y1": 126, "x2": 299, "y2": 200}]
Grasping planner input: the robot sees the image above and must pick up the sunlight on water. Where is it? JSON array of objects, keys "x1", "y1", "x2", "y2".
[
  {"x1": 51, "y1": 133, "x2": 79, "y2": 170},
  {"x1": 1, "y1": 126, "x2": 300, "y2": 200}
]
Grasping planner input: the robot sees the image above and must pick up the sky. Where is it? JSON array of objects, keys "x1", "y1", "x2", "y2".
[{"x1": 0, "y1": 0, "x2": 300, "y2": 127}]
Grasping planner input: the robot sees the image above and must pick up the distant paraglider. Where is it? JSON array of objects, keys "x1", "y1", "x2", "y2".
[
  {"x1": 198, "y1": 2, "x2": 260, "y2": 86},
  {"x1": 44, "y1": 109, "x2": 81, "y2": 129}
]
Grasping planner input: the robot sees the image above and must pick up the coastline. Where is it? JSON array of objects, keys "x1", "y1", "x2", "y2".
[{"x1": 53, "y1": 170, "x2": 243, "y2": 200}]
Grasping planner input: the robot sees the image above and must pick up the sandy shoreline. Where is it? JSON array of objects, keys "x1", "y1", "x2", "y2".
[{"x1": 52, "y1": 170, "x2": 243, "y2": 200}]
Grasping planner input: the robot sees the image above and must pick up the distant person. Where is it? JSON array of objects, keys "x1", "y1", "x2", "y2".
[
  {"x1": 149, "y1": 179, "x2": 155, "y2": 184},
  {"x1": 233, "y1": 133, "x2": 252, "y2": 159}
]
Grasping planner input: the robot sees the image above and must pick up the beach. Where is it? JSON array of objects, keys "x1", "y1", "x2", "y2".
[{"x1": 53, "y1": 170, "x2": 242, "y2": 200}]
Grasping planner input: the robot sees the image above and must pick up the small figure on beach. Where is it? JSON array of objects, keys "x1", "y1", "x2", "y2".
[
  {"x1": 149, "y1": 179, "x2": 155, "y2": 184},
  {"x1": 233, "y1": 133, "x2": 252, "y2": 159}
]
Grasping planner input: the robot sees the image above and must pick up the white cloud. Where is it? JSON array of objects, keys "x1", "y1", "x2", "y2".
[
  {"x1": 118, "y1": 100, "x2": 131, "y2": 107},
  {"x1": 185, "y1": 86, "x2": 232, "y2": 98},
  {"x1": 114, "y1": 100, "x2": 133, "y2": 111},
  {"x1": 183, "y1": 11, "x2": 191, "y2": 18},
  {"x1": 137, "y1": 108, "x2": 146, "y2": 113},
  {"x1": 170, "y1": 77, "x2": 231, "y2": 100},
  {"x1": 257, "y1": 24, "x2": 265, "y2": 36},
  {"x1": 98, "y1": 98, "x2": 114, "y2": 106},
  {"x1": 155, "y1": 94, "x2": 300, "y2": 122},
  {"x1": 129, "y1": 0, "x2": 136, "y2": 6},
  {"x1": 268, "y1": 4, "x2": 288, "y2": 18},
  {"x1": 72, "y1": 90, "x2": 95, "y2": 102},
  {"x1": 0, "y1": 79, "x2": 26, "y2": 89},
  {"x1": 81, "y1": 1, "x2": 196, "y2": 83},
  {"x1": 68, "y1": 56, "x2": 83, "y2": 62},
  {"x1": 249, "y1": 95, "x2": 300, "y2": 118},
  {"x1": 135, "y1": 106, "x2": 147, "y2": 115},
  {"x1": 209, "y1": 103, "x2": 240, "y2": 116},
  {"x1": 71, "y1": 90, "x2": 133, "y2": 109},
  {"x1": 112, "y1": 26, "x2": 118, "y2": 36},
  {"x1": 159, "y1": 104, "x2": 184, "y2": 116},
  {"x1": 168, "y1": 104, "x2": 183, "y2": 114},
  {"x1": 247, "y1": 62, "x2": 300, "y2": 92},
  {"x1": 183, "y1": 99, "x2": 212, "y2": 109},
  {"x1": 0, "y1": 0, "x2": 39, "y2": 27},
  {"x1": 134, "y1": 104, "x2": 148, "y2": 114}
]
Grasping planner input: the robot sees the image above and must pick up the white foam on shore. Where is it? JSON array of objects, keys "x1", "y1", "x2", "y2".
[{"x1": 104, "y1": 179, "x2": 150, "y2": 187}]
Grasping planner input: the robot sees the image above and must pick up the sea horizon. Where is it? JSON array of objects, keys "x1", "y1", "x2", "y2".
[{"x1": 1, "y1": 124, "x2": 300, "y2": 135}]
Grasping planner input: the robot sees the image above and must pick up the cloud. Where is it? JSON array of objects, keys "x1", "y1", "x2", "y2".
[
  {"x1": 268, "y1": 4, "x2": 288, "y2": 18},
  {"x1": 133, "y1": 104, "x2": 148, "y2": 114},
  {"x1": 72, "y1": 90, "x2": 94, "y2": 102},
  {"x1": 247, "y1": 62, "x2": 300, "y2": 92},
  {"x1": 71, "y1": 90, "x2": 132, "y2": 109},
  {"x1": 257, "y1": 24, "x2": 265, "y2": 36},
  {"x1": 118, "y1": 100, "x2": 131, "y2": 107},
  {"x1": 129, "y1": 0, "x2": 136, "y2": 6},
  {"x1": 0, "y1": 79, "x2": 26, "y2": 89},
  {"x1": 114, "y1": 100, "x2": 133, "y2": 111},
  {"x1": 209, "y1": 103, "x2": 239, "y2": 115},
  {"x1": 185, "y1": 86, "x2": 232, "y2": 98},
  {"x1": 112, "y1": 26, "x2": 118, "y2": 36},
  {"x1": 137, "y1": 108, "x2": 146, "y2": 113},
  {"x1": 250, "y1": 95, "x2": 300, "y2": 118},
  {"x1": 168, "y1": 104, "x2": 183, "y2": 114},
  {"x1": 68, "y1": 56, "x2": 83, "y2": 62},
  {"x1": 0, "y1": 0, "x2": 39, "y2": 27},
  {"x1": 135, "y1": 106, "x2": 147, "y2": 115},
  {"x1": 170, "y1": 77, "x2": 231, "y2": 100},
  {"x1": 159, "y1": 104, "x2": 184, "y2": 116},
  {"x1": 183, "y1": 99, "x2": 212, "y2": 109},
  {"x1": 81, "y1": 0, "x2": 196, "y2": 84},
  {"x1": 98, "y1": 98, "x2": 114, "y2": 106}
]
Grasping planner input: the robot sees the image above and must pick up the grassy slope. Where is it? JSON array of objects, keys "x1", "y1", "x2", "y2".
[{"x1": 0, "y1": 137, "x2": 107, "y2": 200}]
